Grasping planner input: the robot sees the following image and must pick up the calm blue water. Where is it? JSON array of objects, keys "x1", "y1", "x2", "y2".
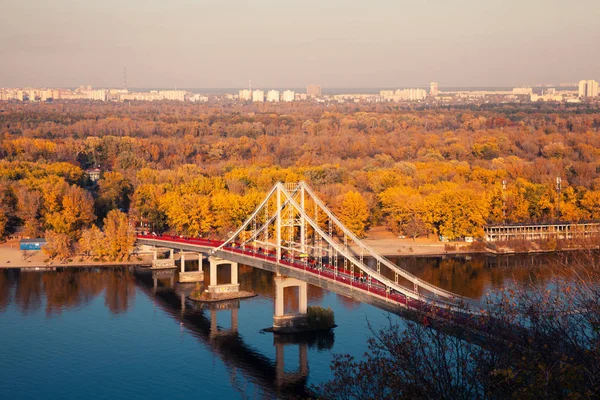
[
  {"x1": 0, "y1": 266, "x2": 406, "y2": 399},
  {"x1": 0, "y1": 255, "x2": 560, "y2": 399}
]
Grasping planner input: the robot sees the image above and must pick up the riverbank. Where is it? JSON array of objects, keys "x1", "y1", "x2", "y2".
[
  {"x1": 0, "y1": 239, "x2": 153, "y2": 269},
  {"x1": 351, "y1": 226, "x2": 469, "y2": 256}
]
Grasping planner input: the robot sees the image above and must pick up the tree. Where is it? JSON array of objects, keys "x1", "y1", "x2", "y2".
[
  {"x1": 319, "y1": 251, "x2": 600, "y2": 399},
  {"x1": 16, "y1": 186, "x2": 43, "y2": 238},
  {"x1": 402, "y1": 216, "x2": 428, "y2": 241},
  {"x1": 425, "y1": 188, "x2": 489, "y2": 240},
  {"x1": 338, "y1": 191, "x2": 370, "y2": 238},
  {"x1": 97, "y1": 171, "x2": 133, "y2": 218},
  {"x1": 103, "y1": 210, "x2": 135, "y2": 261},
  {"x1": 45, "y1": 185, "x2": 95, "y2": 236},
  {"x1": 159, "y1": 191, "x2": 214, "y2": 237},
  {"x1": 43, "y1": 230, "x2": 73, "y2": 261},
  {"x1": 78, "y1": 225, "x2": 107, "y2": 258}
]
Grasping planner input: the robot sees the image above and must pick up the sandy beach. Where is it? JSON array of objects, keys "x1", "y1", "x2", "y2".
[
  {"x1": 0, "y1": 239, "x2": 153, "y2": 269},
  {"x1": 0, "y1": 227, "x2": 470, "y2": 269}
]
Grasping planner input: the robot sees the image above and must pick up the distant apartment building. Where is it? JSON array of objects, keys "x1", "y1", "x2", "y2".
[
  {"x1": 252, "y1": 90, "x2": 264, "y2": 102},
  {"x1": 238, "y1": 89, "x2": 252, "y2": 101},
  {"x1": 380, "y1": 88, "x2": 427, "y2": 101},
  {"x1": 307, "y1": 84, "x2": 322, "y2": 97},
  {"x1": 88, "y1": 89, "x2": 108, "y2": 101},
  {"x1": 266, "y1": 90, "x2": 280, "y2": 102},
  {"x1": 579, "y1": 80, "x2": 599, "y2": 98},
  {"x1": 282, "y1": 90, "x2": 295, "y2": 102},
  {"x1": 189, "y1": 94, "x2": 208, "y2": 102},
  {"x1": 159, "y1": 90, "x2": 186, "y2": 101},
  {"x1": 512, "y1": 87, "x2": 533, "y2": 95},
  {"x1": 430, "y1": 82, "x2": 439, "y2": 96}
]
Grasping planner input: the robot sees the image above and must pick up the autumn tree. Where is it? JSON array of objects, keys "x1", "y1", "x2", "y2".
[
  {"x1": 96, "y1": 171, "x2": 133, "y2": 219},
  {"x1": 338, "y1": 191, "x2": 370, "y2": 238},
  {"x1": 78, "y1": 225, "x2": 107, "y2": 258},
  {"x1": 43, "y1": 230, "x2": 73, "y2": 261},
  {"x1": 424, "y1": 188, "x2": 489, "y2": 240},
  {"x1": 45, "y1": 185, "x2": 95, "y2": 236},
  {"x1": 103, "y1": 210, "x2": 135, "y2": 261},
  {"x1": 16, "y1": 186, "x2": 43, "y2": 237}
]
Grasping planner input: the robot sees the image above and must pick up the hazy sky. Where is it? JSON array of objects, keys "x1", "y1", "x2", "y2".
[{"x1": 1, "y1": 0, "x2": 599, "y2": 88}]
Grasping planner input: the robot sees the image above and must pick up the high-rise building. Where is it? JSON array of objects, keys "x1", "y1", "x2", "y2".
[
  {"x1": 579, "y1": 80, "x2": 599, "y2": 98},
  {"x1": 239, "y1": 89, "x2": 252, "y2": 101},
  {"x1": 587, "y1": 81, "x2": 598, "y2": 97},
  {"x1": 266, "y1": 90, "x2": 280, "y2": 102},
  {"x1": 282, "y1": 90, "x2": 295, "y2": 102},
  {"x1": 252, "y1": 90, "x2": 264, "y2": 102},
  {"x1": 307, "y1": 84, "x2": 321, "y2": 97},
  {"x1": 579, "y1": 80, "x2": 587, "y2": 97},
  {"x1": 430, "y1": 82, "x2": 439, "y2": 97}
]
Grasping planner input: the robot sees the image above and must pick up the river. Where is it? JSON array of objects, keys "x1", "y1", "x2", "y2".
[{"x1": 0, "y1": 253, "x2": 566, "y2": 399}]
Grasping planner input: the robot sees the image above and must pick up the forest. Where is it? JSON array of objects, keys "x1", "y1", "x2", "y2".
[{"x1": 1, "y1": 100, "x2": 600, "y2": 259}]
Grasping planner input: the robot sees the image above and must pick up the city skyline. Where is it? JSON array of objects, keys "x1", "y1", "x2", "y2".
[{"x1": 2, "y1": 0, "x2": 600, "y2": 88}]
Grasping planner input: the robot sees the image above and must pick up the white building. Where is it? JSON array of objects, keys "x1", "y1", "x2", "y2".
[
  {"x1": 252, "y1": 90, "x2": 264, "y2": 102},
  {"x1": 88, "y1": 89, "x2": 107, "y2": 101},
  {"x1": 159, "y1": 90, "x2": 186, "y2": 101},
  {"x1": 266, "y1": 90, "x2": 280, "y2": 102},
  {"x1": 512, "y1": 87, "x2": 533, "y2": 95},
  {"x1": 189, "y1": 94, "x2": 208, "y2": 102},
  {"x1": 238, "y1": 89, "x2": 252, "y2": 101},
  {"x1": 380, "y1": 88, "x2": 427, "y2": 101},
  {"x1": 282, "y1": 90, "x2": 295, "y2": 102},
  {"x1": 430, "y1": 82, "x2": 439, "y2": 96},
  {"x1": 579, "y1": 80, "x2": 599, "y2": 98}
]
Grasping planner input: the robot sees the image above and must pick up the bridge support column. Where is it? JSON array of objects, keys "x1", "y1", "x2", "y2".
[
  {"x1": 273, "y1": 276, "x2": 309, "y2": 333},
  {"x1": 179, "y1": 253, "x2": 204, "y2": 283},
  {"x1": 208, "y1": 257, "x2": 239, "y2": 293}
]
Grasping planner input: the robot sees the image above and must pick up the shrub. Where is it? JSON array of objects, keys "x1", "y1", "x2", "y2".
[{"x1": 307, "y1": 306, "x2": 335, "y2": 331}]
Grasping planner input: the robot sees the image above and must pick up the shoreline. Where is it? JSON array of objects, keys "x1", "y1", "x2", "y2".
[{"x1": 1, "y1": 232, "x2": 591, "y2": 270}]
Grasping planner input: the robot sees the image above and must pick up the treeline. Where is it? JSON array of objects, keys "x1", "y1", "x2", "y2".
[{"x1": 1, "y1": 101, "x2": 600, "y2": 247}]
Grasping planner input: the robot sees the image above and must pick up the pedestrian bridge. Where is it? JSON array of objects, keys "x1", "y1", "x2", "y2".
[{"x1": 137, "y1": 181, "x2": 480, "y2": 317}]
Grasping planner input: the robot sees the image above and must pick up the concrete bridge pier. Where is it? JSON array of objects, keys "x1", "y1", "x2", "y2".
[
  {"x1": 273, "y1": 276, "x2": 309, "y2": 333},
  {"x1": 275, "y1": 341, "x2": 309, "y2": 387},
  {"x1": 151, "y1": 247, "x2": 176, "y2": 269},
  {"x1": 178, "y1": 252, "x2": 205, "y2": 283},
  {"x1": 207, "y1": 257, "x2": 239, "y2": 293}
]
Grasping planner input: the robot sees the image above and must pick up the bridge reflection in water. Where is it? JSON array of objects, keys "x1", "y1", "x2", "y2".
[{"x1": 135, "y1": 267, "x2": 334, "y2": 398}]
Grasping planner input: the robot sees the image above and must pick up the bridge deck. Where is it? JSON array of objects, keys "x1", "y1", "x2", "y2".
[{"x1": 137, "y1": 235, "x2": 475, "y2": 317}]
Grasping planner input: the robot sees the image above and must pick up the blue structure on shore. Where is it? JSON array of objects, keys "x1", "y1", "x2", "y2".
[{"x1": 19, "y1": 238, "x2": 46, "y2": 251}]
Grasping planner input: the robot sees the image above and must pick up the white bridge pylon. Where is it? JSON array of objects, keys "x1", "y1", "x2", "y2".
[{"x1": 212, "y1": 182, "x2": 475, "y2": 309}]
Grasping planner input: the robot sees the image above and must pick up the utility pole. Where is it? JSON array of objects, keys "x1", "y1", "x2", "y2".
[
  {"x1": 556, "y1": 176, "x2": 562, "y2": 221},
  {"x1": 502, "y1": 180, "x2": 507, "y2": 224}
]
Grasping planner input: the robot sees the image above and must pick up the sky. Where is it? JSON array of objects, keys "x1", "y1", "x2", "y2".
[{"x1": 1, "y1": 0, "x2": 599, "y2": 89}]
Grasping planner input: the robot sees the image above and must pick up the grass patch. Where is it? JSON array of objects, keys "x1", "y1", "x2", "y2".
[{"x1": 307, "y1": 306, "x2": 335, "y2": 331}]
